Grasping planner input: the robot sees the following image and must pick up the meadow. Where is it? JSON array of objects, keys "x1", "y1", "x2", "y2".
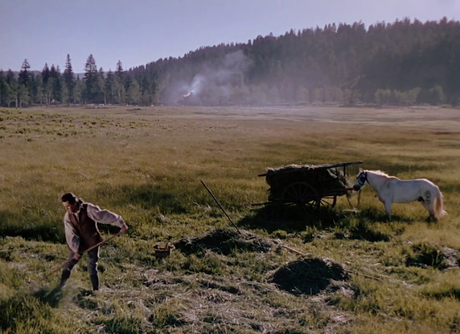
[{"x1": 1, "y1": 105, "x2": 460, "y2": 334}]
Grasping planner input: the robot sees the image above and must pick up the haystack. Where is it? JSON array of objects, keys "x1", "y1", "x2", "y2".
[
  {"x1": 175, "y1": 228, "x2": 279, "y2": 256},
  {"x1": 268, "y1": 257, "x2": 349, "y2": 295}
]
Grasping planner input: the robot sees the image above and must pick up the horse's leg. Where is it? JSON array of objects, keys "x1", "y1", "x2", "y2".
[
  {"x1": 384, "y1": 201, "x2": 392, "y2": 221},
  {"x1": 421, "y1": 198, "x2": 436, "y2": 222}
]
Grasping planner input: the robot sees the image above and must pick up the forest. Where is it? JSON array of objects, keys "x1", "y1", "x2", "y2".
[{"x1": 0, "y1": 17, "x2": 459, "y2": 107}]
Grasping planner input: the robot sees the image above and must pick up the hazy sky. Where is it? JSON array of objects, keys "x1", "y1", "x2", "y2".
[{"x1": 1, "y1": 0, "x2": 458, "y2": 72}]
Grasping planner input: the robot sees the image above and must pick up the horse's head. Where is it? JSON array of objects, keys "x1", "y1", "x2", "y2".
[{"x1": 353, "y1": 169, "x2": 367, "y2": 191}]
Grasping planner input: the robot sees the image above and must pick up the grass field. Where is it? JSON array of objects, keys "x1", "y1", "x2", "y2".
[{"x1": 1, "y1": 105, "x2": 460, "y2": 333}]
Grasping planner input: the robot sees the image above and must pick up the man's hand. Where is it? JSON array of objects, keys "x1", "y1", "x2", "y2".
[
  {"x1": 120, "y1": 225, "x2": 128, "y2": 234},
  {"x1": 73, "y1": 252, "x2": 81, "y2": 261}
]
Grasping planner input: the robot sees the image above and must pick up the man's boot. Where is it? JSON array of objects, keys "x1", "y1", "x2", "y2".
[
  {"x1": 90, "y1": 274, "x2": 99, "y2": 291},
  {"x1": 59, "y1": 269, "x2": 71, "y2": 288}
]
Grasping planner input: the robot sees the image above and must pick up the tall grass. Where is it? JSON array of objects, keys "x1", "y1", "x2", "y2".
[{"x1": 1, "y1": 105, "x2": 459, "y2": 333}]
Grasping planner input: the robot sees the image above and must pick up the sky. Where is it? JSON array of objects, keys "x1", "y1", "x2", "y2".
[{"x1": 1, "y1": 0, "x2": 458, "y2": 72}]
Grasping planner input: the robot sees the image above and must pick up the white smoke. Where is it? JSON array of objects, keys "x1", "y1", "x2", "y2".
[
  {"x1": 189, "y1": 74, "x2": 206, "y2": 95},
  {"x1": 172, "y1": 50, "x2": 252, "y2": 104}
]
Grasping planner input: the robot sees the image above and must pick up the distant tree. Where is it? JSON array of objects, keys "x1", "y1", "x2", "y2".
[
  {"x1": 18, "y1": 84, "x2": 29, "y2": 108},
  {"x1": 8, "y1": 77, "x2": 18, "y2": 108},
  {"x1": 29, "y1": 73, "x2": 41, "y2": 104},
  {"x1": 42, "y1": 63, "x2": 50, "y2": 85},
  {"x1": 105, "y1": 70, "x2": 115, "y2": 103},
  {"x1": 116, "y1": 60, "x2": 124, "y2": 83},
  {"x1": 200, "y1": 84, "x2": 219, "y2": 105},
  {"x1": 18, "y1": 59, "x2": 31, "y2": 107},
  {"x1": 295, "y1": 85, "x2": 309, "y2": 103},
  {"x1": 63, "y1": 54, "x2": 76, "y2": 104},
  {"x1": 41, "y1": 64, "x2": 51, "y2": 105},
  {"x1": 0, "y1": 70, "x2": 6, "y2": 105},
  {"x1": 278, "y1": 78, "x2": 295, "y2": 103},
  {"x1": 18, "y1": 59, "x2": 31, "y2": 88},
  {"x1": 267, "y1": 86, "x2": 280, "y2": 104},
  {"x1": 5, "y1": 82, "x2": 15, "y2": 108},
  {"x1": 95, "y1": 67, "x2": 106, "y2": 104},
  {"x1": 374, "y1": 89, "x2": 392, "y2": 106},
  {"x1": 229, "y1": 85, "x2": 250, "y2": 104},
  {"x1": 320, "y1": 87, "x2": 330, "y2": 103},
  {"x1": 61, "y1": 85, "x2": 69, "y2": 105},
  {"x1": 33, "y1": 74, "x2": 44, "y2": 105},
  {"x1": 4, "y1": 70, "x2": 16, "y2": 107},
  {"x1": 123, "y1": 74, "x2": 132, "y2": 92},
  {"x1": 393, "y1": 87, "x2": 420, "y2": 105},
  {"x1": 83, "y1": 54, "x2": 98, "y2": 103},
  {"x1": 342, "y1": 89, "x2": 353, "y2": 106},
  {"x1": 116, "y1": 60, "x2": 123, "y2": 73},
  {"x1": 50, "y1": 65, "x2": 62, "y2": 103},
  {"x1": 74, "y1": 76, "x2": 85, "y2": 103},
  {"x1": 112, "y1": 61, "x2": 126, "y2": 104},
  {"x1": 330, "y1": 87, "x2": 344, "y2": 103},
  {"x1": 126, "y1": 79, "x2": 141, "y2": 104},
  {"x1": 310, "y1": 88, "x2": 322, "y2": 103},
  {"x1": 429, "y1": 84, "x2": 445, "y2": 105},
  {"x1": 43, "y1": 78, "x2": 54, "y2": 105}
]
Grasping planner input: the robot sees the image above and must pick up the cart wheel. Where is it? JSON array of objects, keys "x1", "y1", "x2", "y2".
[
  {"x1": 320, "y1": 196, "x2": 337, "y2": 208},
  {"x1": 281, "y1": 182, "x2": 320, "y2": 211}
]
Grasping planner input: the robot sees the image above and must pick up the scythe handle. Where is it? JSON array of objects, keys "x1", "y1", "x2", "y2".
[
  {"x1": 58, "y1": 232, "x2": 122, "y2": 269},
  {"x1": 201, "y1": 180, "x2": 242, "y2": 235},
  {"x1": 82, "y1": 232, "x2": 121, "y2": 255},
  {"x1": 282, "y1": 245, "x2": 310, "y2": 256}
]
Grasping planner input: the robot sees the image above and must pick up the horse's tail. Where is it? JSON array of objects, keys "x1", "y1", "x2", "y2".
[{"x1": 433, "y1": 187, "x2": 447, "y2": 220}]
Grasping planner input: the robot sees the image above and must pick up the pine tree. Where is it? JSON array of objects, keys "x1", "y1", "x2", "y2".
[
  {"x1": 0, "y1": 70, "x2": 5, "y2": 106},
  {"x1": 116, "y1": 60, "x2": 124, "y2": 82},
  {"x1": 50, "y1": 65, "x2": 63, "y2": 103},
  {"x1": 18, "y1": 59, "x2": 31, "y2": 107},
  {"x1": 18, "y1": 59, "x2": 31, "y2": 87},
  {"x1": 42, "y1": 63, "x2": 50, "y2": 85},
  {"x1": 96, "y1": 67, "x2": 106, "y2": 104},
  {"x1": 115, "y1": 61, "x2": 125, "y2": 104},
  {"x1": 6, "y1": 70, "x2": 18, "y2": 108},
  {"x1": 74, "y1": 76, "x2": 85, "y2": 103},
  {"x1": 126, "y1": 79, "x2": 140, "y2": 104},
  {"x1": 105, "y1": 70, "x2": 115, "y2": 103},
  {"x1": 63, "y1": 54, "x2": 76, "y2": 104},
  {"x1": 84, "y1": 54, "x2": 98, "y2": 103},
  {"x1": 33, "y1": 73, "x2": 44, "y2": 105}
]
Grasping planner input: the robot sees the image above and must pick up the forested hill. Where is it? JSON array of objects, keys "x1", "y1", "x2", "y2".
[
  {"x1": 132, "y1": 18, "x2": 459, "y2": 106},
  {"x1": 1, "y1": 18, "x2": 459, "y2": 107}
]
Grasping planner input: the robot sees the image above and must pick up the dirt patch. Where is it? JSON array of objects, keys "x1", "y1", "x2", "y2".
[
  {"x1": 268, "y1": 257, "x2": 349, "y2": 295},
  {"x1": 174, "y1": 228, "x2": 279, "y2": 256}
]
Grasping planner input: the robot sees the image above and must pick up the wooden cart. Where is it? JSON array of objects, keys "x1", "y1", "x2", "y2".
[{"x1": 256, "y1": 161, "x2": 363, "y2": 211}]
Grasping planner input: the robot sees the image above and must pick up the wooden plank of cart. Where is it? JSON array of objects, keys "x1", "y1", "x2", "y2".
[{"x1": 254, "y1": 161, "x2": 363, "y2": 211}]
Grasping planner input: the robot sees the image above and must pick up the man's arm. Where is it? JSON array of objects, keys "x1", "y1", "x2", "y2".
[
  {"x1": 86, "y1": 203, "x2": 128, "y2": 233},
  {"x1": 64, "y1": 214, "x2": 80, "y2": 253}
]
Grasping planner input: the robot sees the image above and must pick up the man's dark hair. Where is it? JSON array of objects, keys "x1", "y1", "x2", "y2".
[{"x1": 61, "y1": 193, "x2": 77, "y2": 204}]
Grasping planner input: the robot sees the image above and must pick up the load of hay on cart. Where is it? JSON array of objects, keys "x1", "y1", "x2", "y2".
[{"x1": 255, "y1": 161, "x2": 363, "y2": 211}]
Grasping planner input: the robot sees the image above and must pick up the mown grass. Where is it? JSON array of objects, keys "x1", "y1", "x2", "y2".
[{"x1": 1, "y1": 105, "x2": 459, "y2": 333}]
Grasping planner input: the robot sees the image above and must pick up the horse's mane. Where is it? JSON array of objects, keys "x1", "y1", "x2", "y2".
[
  {"x1": 369, "y1": 170, "x2": 389, "y2": 176},
  {"x1": 367, "y1": 170, "x2": 399, "y2": 179}
]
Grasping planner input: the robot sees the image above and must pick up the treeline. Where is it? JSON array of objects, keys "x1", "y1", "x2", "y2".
[
  {"x1": 0, "y1": 55, "x2": 145, "y2": 107},
  {"x1": 1, "y1": 17, "x2": 459, "y2": 107}
]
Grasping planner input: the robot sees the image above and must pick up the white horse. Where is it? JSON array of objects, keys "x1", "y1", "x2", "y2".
[{"x1": 353, "y1": 169, "x2": 446, "y2": 221}]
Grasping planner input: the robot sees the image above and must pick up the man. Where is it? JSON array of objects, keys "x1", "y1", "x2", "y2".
[{"x1": 60, "y1": 192, "x2": 128, "y2": 291}]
